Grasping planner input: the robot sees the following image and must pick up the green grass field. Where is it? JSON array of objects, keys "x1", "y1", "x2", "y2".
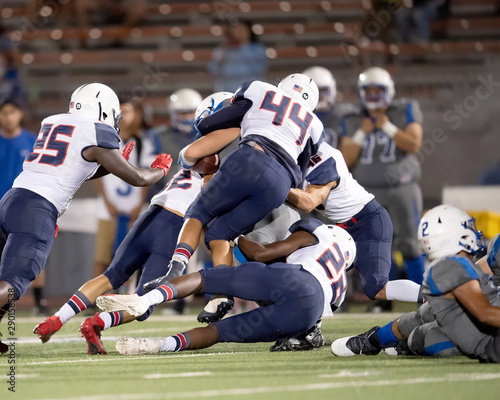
[{"x1": 2, "y1": 312, "x2": 500, "y2": 400}]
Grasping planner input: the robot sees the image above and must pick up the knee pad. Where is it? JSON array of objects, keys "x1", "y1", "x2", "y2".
[{"x1": 407, "y1": 325, "x2": 426, "y2": 356}]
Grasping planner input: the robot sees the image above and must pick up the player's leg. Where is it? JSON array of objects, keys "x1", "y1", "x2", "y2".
[
  {"x1": 349, "y1": 200, "x2": 421, "y2": 302},
  {"x1": 34, "y1": 206, "x2": 166, "y2": 344},
  {"x1": 408, "y1": 321, "x2": 462, "y2": 357},
  {"x1": 388, "y1": 184, "x2": 425, "y2": 284},
  {"x1": 116, "y1": 263, "x2": 324, "y2": 355}
]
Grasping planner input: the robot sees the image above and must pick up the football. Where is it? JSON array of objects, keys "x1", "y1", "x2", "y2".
[{"x1": 192, "y1": 153, "x2": 220, "y2": 175}]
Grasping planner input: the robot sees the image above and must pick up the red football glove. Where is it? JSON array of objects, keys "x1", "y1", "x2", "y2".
[
  {"x1": 151, "y1": 153, "x2": 173, "y2": 176},
  {"x1": 121, "y1": 141, "x2": 135, "y2": 161}
]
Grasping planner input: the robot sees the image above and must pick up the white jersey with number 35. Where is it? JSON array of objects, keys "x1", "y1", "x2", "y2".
[{"x1": 13, "y1": 113, "x2": 120, "y2": 216}]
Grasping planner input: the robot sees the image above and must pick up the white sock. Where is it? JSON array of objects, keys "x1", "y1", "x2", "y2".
[
  {"x1": 55, "y1": 304, "x2": 76, "y2": 324},
  {"x1": 159, "y1": 337, "x2": 177, "y2": 352},
  {"x1": 385, "y1": 280, "x2": 420, "y2": 302},
  {"x1": 99, "y1": 313, "x2": 113, "y2": 330},
  {"x1": 142, "y1": 289, "x2": 166, "y2": 307}
]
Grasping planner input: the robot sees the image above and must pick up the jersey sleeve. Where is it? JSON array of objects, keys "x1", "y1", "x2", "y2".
[
  {"x1": 405, "y1": 99, "x2": 423, "y2": 125},
  {"x1": 425, "y1": 257, "x2": 480, "y2": 295},
  {"x1": 196, "y1": 82, "x2": 254, "y2": 136},
  {"x1": 487, "y1": 233, "x2": 500, "y2": 286},
  {"x1": 94, "y1": 123, "x2": 120, "y2": 149},
  {"x1": 305, "y1": 156, "x2": 339, "y2": 185},
  {"x1": 289, "y1": 218, "x2": 323, "y2": 237}
]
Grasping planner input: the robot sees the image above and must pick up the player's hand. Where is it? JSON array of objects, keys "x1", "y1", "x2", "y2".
[
  {"x1": 373, "y1": 113, "x2": 389, "y2": 130},
  {"x1": 360, "y1": 118, "x2": 375, "y2": 133},
  {"x1": 121, "y1": 141, "x2": 135, "y2": 161},
  {"x1": 151, "y1": 153, "x2": 173, "y2": 176}
]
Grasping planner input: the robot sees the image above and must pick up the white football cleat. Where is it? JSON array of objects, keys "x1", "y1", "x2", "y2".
[
  {"x1": 331, "y1": 337, "x2": 356, "y2": 357},
  {"x1": 116, "y1": 337, "x2": 161, "y2": 355},
  {"x1": 96, "y1": 294, "x2": 150, "y2": 317}
]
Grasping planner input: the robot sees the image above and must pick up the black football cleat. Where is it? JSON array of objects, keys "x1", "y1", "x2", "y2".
[
  {"x1": 331, "y1": 326, "x2": 382, "y2": 356},
  {"x1": 143, "y1": 259, "x2": 186, "y2": 292}
]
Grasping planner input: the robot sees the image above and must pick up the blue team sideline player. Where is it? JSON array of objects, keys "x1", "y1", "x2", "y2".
[
  {"x1": 96, "y1": 219, "x2": 357, "y2": 354},
  {"x1": 0, "y1": 83, "x2": 172, "y2": 352},
  {"x1": 340, "y1": 67, "x2": 425, "y2": 285}
]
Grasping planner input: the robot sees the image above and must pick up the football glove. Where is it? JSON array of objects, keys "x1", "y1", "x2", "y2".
[
  {"x1": 121, "y1": 141, "x2": 135, "y2": 161},
  {"x1": 151, "y1": 153, "x2": 173, "y2": 176}
]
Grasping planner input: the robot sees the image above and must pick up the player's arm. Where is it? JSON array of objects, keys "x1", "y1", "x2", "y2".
[
  {"x1": 451, "y1": 280, "x2": 500, "y2": 327},
  {"x1": 287, "y1": 181, "x2": 336, "y2": 213},
  {"x1": 237, "y1": 230, "x2": 316, "y2": 263},
  {"x1": 182, "y1": 127, "x2": 241, "y2": 163},
  {"x1": 83, "y1": 146, "x2": 166, "y2": 186},
  {"x1": 475, "y1": 255, "x2": 493, "y2": 275},
  {"x1": 340, "y1": 118, "x2": 373, "y2": 169}
]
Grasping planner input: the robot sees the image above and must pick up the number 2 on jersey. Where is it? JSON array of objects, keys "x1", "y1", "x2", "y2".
[
  {"x1": 26, "y1": 124, "x2": 75, "y2": 166},
  {"x1": 260, "y1": 91, "x2": 313, "y2": 145}
]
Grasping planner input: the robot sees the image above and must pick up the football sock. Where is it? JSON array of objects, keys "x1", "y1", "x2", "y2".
[
  {"x1": 55, "y1": 290, "x2": 92, "y2": 324},
  {"x1": 143, "y1": 283, "x2": 177, "y2": 306},
  {"x1": 98, "y1": 311, "x2": 124, "y2": 330},
  {"x1": 385, "y1": 280, "x2": 421, "y2": 302},
  {"x1": 159, "y1": 332, "x2": 190, "y2": 352},
  {"x1": 404, "y1": 255, "x2": 425, "y2": 284},
  {"x1": 173, "y1": 243, "x2": 194, "y2": 265},
  {"x1": 375, "y1": 322, "x2": 398, "y2": 347}
]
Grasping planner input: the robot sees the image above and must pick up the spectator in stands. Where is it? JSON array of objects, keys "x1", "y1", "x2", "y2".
[
  {"x1": 0, "y1": 101, "x2": 50, "y2": 315},
  {"x1": 0, "y1": 51, "x2": 28, "y2": 110},
  {"x1": 397, "y1": 0, "x2": 446, "y2": 43},
  {"x1": 359, "y1": 0, "x2": 403, "y2": 44},
  {"x1": 93, "y1": 99, "x2": 160, "y2": 280},
  {"x1": 208, "y1": 20, "x2": 268, "y2": 92}
]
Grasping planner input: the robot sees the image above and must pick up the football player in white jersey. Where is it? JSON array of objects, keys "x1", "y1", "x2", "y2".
[
  {"x1": 287, "y1": 141, "x2": 422, "y2": 304},
  {"x1": 33, "y1": 92, "x2": 231, "y2": 355},
  {"x1": 147, "y1": 74, "x2": 325, "y2": 322},
  {"x1": 95, "y1": 219, "x2": 356, "y2": 355},
  {"x1": 0, "y1": 83, "x2": 172, "y2": 350}
]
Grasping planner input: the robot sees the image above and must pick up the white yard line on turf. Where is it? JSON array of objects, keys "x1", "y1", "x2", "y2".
[
  {"x1": 144, "y1": 372, "x2": 212, "y2": 379},
  {"x1": 319, "y1": 370, "x2": 382, "y2": 378},
  {"x1": 36, "y1": 373, "x2": 500, "y2": 400},
  {"x1": 0, "y1": 352, "x2": 246, "y2": 367}
]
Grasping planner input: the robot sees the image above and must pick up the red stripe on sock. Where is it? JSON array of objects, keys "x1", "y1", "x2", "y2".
[
  {"x1": 176, "y1": 333, "x2": 186, "y2": 349},
  {"x1": 113, "y1": 312, "x2": 120, "y2": 326},
  {"x1": 71, "y1": 295, "x2": 86, "y2": 311},
  {"x1": 159, "y1": 285, "x2": 174, "y2": 300},
  {"x1": 174, "y1": 248, "x2": 191, "y2": 259}
]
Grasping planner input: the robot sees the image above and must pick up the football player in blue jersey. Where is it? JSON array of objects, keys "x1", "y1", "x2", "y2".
[
  {"x1": 340, "y1": 67, "x2": 426, "y2": 287},
  {"x1": 96, "y1": 219, "x2": 356, "y2": 355},
  {"x1": 331, "y1": 206, "x2": 500, "y2": 364},
  {"x1": 0, "y1": 83, "x2": 172, "y2": 353}
]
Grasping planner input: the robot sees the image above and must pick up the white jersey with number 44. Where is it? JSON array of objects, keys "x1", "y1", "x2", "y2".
[{"x1": 13, "y1": 113, "x2": 120, "y2": 216}]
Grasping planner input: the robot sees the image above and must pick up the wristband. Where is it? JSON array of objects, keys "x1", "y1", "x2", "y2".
[
  {"x1": 178, "y1": 147, "x2": 196, "y2": 170},
  {"x1": 352, "y1": 129, "x2": 366, "y2": 147},
  {"x1": 382, "y1": 121, "x2": 399, "y2": 139}
]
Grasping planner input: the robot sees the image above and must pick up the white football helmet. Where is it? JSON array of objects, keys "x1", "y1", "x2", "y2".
[
  {"x1": 169, "y1": 88, "x2": 203, "y2": 133},
  {"x1": 326, "y1": 225, "x2": 357, "y2": 270},
  {"x1": 193, "y1": 91, "x2": 233, "y2": 139},
  {"x1": 69, "y1": 83, "x2": 121, "y2": 131},
  {"x1": 418, "y1": 205, "x2": 486, "y2": 261},
  {"x1": 357, "y1": 67, "x2": 395, "y2": 110},
  {"x1": 278, "y1": 73, "x2": 319, "y2": 112},
  {"x1": 302, "y1": 66, "x2": 336, "y2": 110}
]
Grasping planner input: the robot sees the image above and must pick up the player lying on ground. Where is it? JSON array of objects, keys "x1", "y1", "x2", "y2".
[
  {"x1": 33, "y1": 92, "x2": 232, "y2": 355},
  {"x1": 331, "y1": 206, "x2": 500, "y2": 364},
  {"x1": 96, "y1": 219, "x2": 356, "y2": 354},
  {"x1": 0, "y1": 83, "x2": 172, "y2": 354},
  {"x1": 153, "y1": 74, "x2": 329, "y2": 324}
]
